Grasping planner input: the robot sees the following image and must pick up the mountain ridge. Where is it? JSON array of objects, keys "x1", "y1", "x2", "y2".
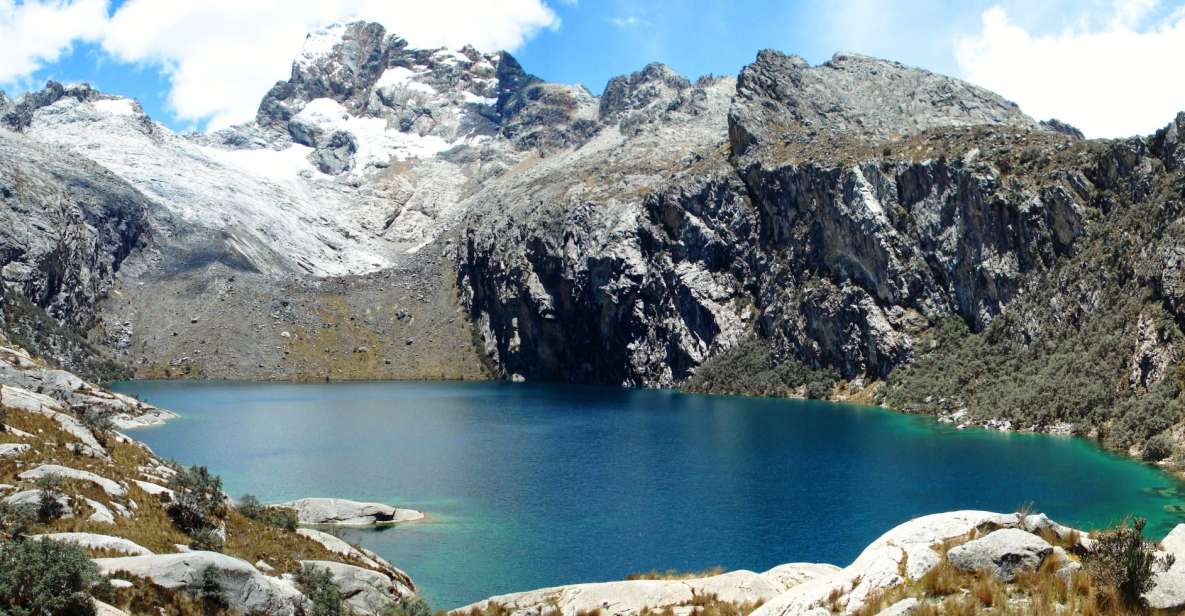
[{"x1": 1, "y1": 20, "x2": 1184, "y2": 459}]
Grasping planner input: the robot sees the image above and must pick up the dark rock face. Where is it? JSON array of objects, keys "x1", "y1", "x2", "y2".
[
  {"x1": 458, "y1": 50, "x2": 1098, "y2": 385},
  {"x1": 0, "y1": 90, "x2": 11, "y2": 115},
  {"x1": 1153, "y1": 112, "x2": 1185, "y2": 171},
  {"x1": 0, "y1": 132, "x2": 151, "y2": 330},
  {"x1": 2, "y1": 81, "x2": 104, "y2": 131},
  {"x1": 1040, "y1": 119, "x2": 1085, "y2": 140},
  {"x1": 310, "y1": 130, "x2": 358, "y2": 175},
  {"x1": 728, "y1": 50, "x2": 1037, "y2": 157}
]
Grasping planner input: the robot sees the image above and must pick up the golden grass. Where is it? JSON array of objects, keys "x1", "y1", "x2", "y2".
[{"x1": 626, "y1": 566, "x2": 725, "y2": 581}]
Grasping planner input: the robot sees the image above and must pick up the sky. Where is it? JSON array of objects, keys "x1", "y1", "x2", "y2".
[{"x1": 1, "y1": 0, "x2": 1183, "y2": 137}]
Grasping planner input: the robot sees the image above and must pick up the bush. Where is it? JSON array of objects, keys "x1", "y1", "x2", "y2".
[
  {"x1": 190, "y1": 565, "x2": 227, "y2": 612},
  {"x1": 382, "y1": 597, "x2": 432, "y2": 616},
  {"x1": 167, "y1": 465, "x2": 225, "y2": 533},
  {"x1": 0, "y1": 502, "x2": 35, "y2": 540},
  {"x1": 296, "y1": 564, "x2": 343, "y2": 616},
  {"x1": 684, "y1": 337, "x2": 838, "y2": 399},
  {"x1": 188, "y1": 527, "x2": 224, "y2": 553},
  {"x1": 81, "y1": 410, "x2": 114, "y2": 444},
  {"x1": 0, "y1": 537, "x2": 102, "y2": 616},
  {"x1": 34, "y1": 474, "x2": 66, "y2": 523},
  {"x1": 1143, "y1": 432, "x2": 1175, "y2": 462},
  {"x1": 237, "y1": 494, "x2": 298, "y2": 531},
  {"x1": 1083, "y1": 517, "x2": 1174, "y2": 608}
]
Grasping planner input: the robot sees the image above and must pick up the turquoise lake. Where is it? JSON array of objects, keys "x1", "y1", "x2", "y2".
[{"x1": 111, "y1": 380, "x2": 1185, "y2": 609}]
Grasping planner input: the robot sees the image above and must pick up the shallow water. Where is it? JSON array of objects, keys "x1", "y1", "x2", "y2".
[{"x1": 112, "y1": 379, "x2": 1185, "y2": 609}]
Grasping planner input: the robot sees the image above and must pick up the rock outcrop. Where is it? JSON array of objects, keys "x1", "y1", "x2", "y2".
[
  {"x1": 281, "y1": 497, "x2": 424, "y2": 526},
  {"x1": 946, "y1": 528, "x2": 1053, "y2": 581},
  {"x1": 95, "y1": 552, "x2": 306, "y2": 615}
]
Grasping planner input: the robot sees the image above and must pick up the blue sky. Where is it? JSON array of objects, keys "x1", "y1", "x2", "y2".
[{"x1": 3, "y1": 0, "x2": 1184, "y2": 137}]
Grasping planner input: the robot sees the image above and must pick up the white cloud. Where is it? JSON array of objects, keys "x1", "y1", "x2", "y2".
[
  {"x1": 99, "y1": 0, "x2": 560, "y2": 130},
  {"x1": 0, "y1": 0, "x2": 108, "y2": 83},
  {"x1": 956, "y1": 3, "x2": 1185, "y2": 138}
]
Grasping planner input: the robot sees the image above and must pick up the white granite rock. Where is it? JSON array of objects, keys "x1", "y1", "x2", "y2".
[
  {"x1": 281, "y1": 497, "x2": 423, "y2": 526},
  {"x1": 95, "y1": 552, "x2": 305, "y2": 615},
  {"x1": 301, "y1": 560, "x2": 414, "y2": 614},
  {"x1": 32, "y1": 532, "x2": 153, "y2": 556},
  {"x1": 19, "y1": 464, "x2": 126, "y2": 497},
  {"x1": 947, "y1": 528, "x2": 1052, "y2": 581}
]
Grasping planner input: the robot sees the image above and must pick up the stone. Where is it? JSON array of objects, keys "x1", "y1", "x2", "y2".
[
  {"x1": 134, "y1": 479, "x2": 175, "y2": 499},
  {"x1": 750, "y1": 511, "x2": 1018, "y2": 616},
  {"x1": 0, "y1": 443, "x2": 31, "y2": 458},
  {"x1": 2, "y1": 489, "x2": 72, "y2": 519},
  {"x1": 296, "y1": 527, "x2": 413, "y2": 586},
  {"x1": 94, "y1": 600, "x2": 131, "y2": 616},
  {"x1": 301, "y1": 560, "x2": 414, "y2": 614},
  {"x1": 19, "y1": 464, "x2": 127, "y2": 497},
  {"x1": 31, "y1": 532, "x2": 153, "y2": 556},
  {"x1": 94, "y1": 552, "x2": 305, "y2": 615},
  {"x1": 947, "y1": 528, "x2": 1053, "y2": 581},
  {"x1": 83, "y1": 497, "x2": 117, "y2": 524},
  {"x1": 874, "y1": 598, "x2": 918, "y2": 616},
  {"x1": 280, "y1": 498, "x2": 423, "y2": 526},
  {"x1": 456, "y1": 569, "x2": 794, "y2": 616}
]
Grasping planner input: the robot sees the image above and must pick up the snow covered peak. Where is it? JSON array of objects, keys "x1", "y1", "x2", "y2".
[{"x1": 296, "y1": 23, "x2": 348, "y2": 68}]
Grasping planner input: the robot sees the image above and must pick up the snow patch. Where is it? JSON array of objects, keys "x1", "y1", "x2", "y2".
[
  {"x1": 293, "y1": 97, "x2": 459, "y2": 166},
  {"x1": 297, "y1": 23, "x2": 345, "y2": 68},
  {"x1": 197, "y1": 144, "x2": 318, "y2": 184},
  {"x1": 375, "y1": 67, "x2": 436, "y2": 95}
]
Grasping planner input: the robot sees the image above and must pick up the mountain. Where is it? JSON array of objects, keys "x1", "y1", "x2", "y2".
[{"x1": 1, "y1": 21, "x2": 1184, "y2": 457}]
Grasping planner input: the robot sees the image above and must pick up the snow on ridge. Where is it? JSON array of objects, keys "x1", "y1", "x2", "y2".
[
  {"x1": 297, "y1": 23, "x2": 346, "y2": 68},
  {"x1": 375, "y1": 67, "x2": 436, "y2": 95},
  {"x1": 293, "y1": 97, "x2": 459, "y2": 167}
]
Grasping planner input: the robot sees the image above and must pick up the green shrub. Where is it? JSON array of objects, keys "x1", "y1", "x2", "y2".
[
  {"x1": 190, "y1": 565, "x2": 227, "y2": 612},
  {"x1": 1143, "y1": 432, "x2": 1175, "y2": 462},
  {"x1": 0, "y1": 537, "x2": 102, "y2": 616},
  {"x1": 81, "y1": 410, "x2": 114, "y2": 445},
  {"x1": 1083, "y1": 517, "x2": 1173, "y2": 608},
  {"x1": 296, "y1": 564, "x2": 343, "y2": 616},
  {"x1": 188, "y1": 527, "x2": 224, "y2": 553},
  {"x1": 167, "y1": 465, "x2": 225, "y2": 533},
  {"x1": 0, "y1": 502, "x2": 35, "y2": 540},
  {"x1": 237, "y1": 494, "x2": 298, "y2": 531},
  {"x1": 34, "y1": 474, "x2": 66, "y2": 523},
  {"x1": 382, "y1": 597, "x2": 432, "y2": 616},
  {"x1": 684, "y1": 337, "x2": 838, "y2": 399}
]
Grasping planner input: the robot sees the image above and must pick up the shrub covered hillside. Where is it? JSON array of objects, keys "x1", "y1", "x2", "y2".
[
  {"x1": 0, "y1": 333, "x2": 426, "y2": 615},
  {"x1": 686, "y1": 114, "x2": 1185, "y2": 462}
]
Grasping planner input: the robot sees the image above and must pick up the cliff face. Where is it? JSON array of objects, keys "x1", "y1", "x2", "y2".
[{"x1": 457, "y1": 49, "x2": 1090, "y2": 385}]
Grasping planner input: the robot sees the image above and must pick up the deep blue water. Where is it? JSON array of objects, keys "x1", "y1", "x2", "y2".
[{"x1": 111, "y1": 380, "x2": 1185, "y2": 609}]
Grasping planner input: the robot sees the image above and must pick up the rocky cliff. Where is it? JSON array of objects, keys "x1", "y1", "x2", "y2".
[{"x1": 1, "y1": 21, "x2": 1184, "y2": 454}]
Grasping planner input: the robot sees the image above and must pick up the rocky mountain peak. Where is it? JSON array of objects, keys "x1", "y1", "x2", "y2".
[
  {"x1": 1152, "y1": 111, "x2": 1185, "y2": 170},
  {"x1": 0, "y1": 90, "x2": 10, "y2": 115},
  {"x1": 1, "y1": 81, "x2": 111, "y2": 131},
  {"x1": 599, "y1": 63, "x2": 691, "y2": 120},
  {"x1": 729, "y1": 49, "x2": 1038, "y2": 157}
]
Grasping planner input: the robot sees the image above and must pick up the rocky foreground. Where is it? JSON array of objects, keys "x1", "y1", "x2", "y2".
[
  {"x1": 455, "y1": 511, "x2": 1185, "y2": 616},
  {"x1": 0, "y1": 331, "x2": 424, "y2": 615}
]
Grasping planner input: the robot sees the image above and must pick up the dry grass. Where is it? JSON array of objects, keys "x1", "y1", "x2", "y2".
[
  {"x1": 1, "y1": 400, "x2": 389, "y2": 577},
  {"x1": 626, "y1": 566, "x2": 725, "y2": 581}
]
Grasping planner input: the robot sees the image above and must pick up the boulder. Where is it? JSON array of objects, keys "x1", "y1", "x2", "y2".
[
  {"x1": 874, "y1": 598, "x2": 918, "y2": 616},
  {"x1": 455, "y1": 569, "x2": 814, "y2": 616},
  {"x1": 2, "y1": 489, "x2": 72, "y2": 518},
  {"x1": 95, "y1": 552, "x2": 304, "y2": 615},
  {"x1": 83, "y1": 497, "x2": 116, "y2": 524},
  {"x1": 32, "y1": 532, "x2": 152, "y2": 556},
  {"x1": 94, "y1": 600, "x2": 131, "y2": 616},
  {"x1": 301, "y1": 560, "x2": 414, "y2": 614},
  {"x1": 19, "y1": 464, "x2": 126, "y2": 497},
  {"x1": 760, "y1": 563, "x2": 843, "y2": 590},
  {"x1": 0, "y1": 443, "x2": 31, "y2": 458},
  {"x1": 751, "y1": 511, "x2": 1018, "y2": 616},
  {"x1": 947, "y1": 529, "x2": 1052, "y2": 581},
  {"x1": 280, "y1": 498, "x2": 423, "y2": 526},
  {"x1": 133, "y1": 479, "x2": 174, "y2": 499},
  {"x1": 1144, "y1": 524, "x2": 1185, "y2": 610},
  {"x1": 297, "y1": 528, "x2": 414, "y2": 586}
]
